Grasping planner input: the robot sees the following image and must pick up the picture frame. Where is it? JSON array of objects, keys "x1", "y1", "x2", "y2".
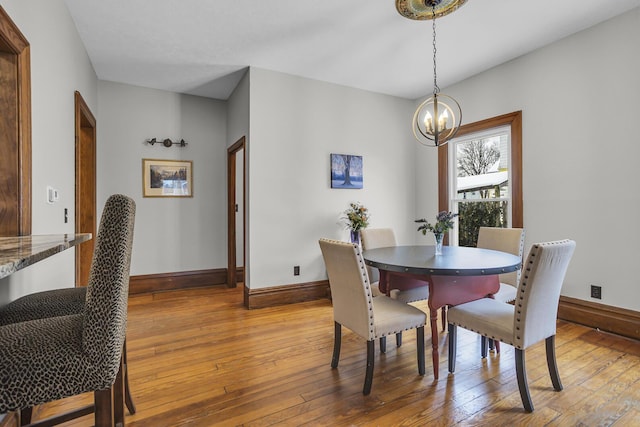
[
  {"x1": 142, "y1": 158, "x2": 193, "y2": 197},
  {"x1": 331, "y1": 153, "x2": 363, "y2": 189}
]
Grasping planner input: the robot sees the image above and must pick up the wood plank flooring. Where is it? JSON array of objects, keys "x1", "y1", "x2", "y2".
[{"x1": 34, "y1": 286, "x2": 640, "y2": 426}]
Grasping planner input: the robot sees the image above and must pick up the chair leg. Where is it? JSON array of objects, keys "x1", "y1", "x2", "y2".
[
  {"x1": 441, "y1": 306, "x2": 447, "y2": 332},
  {"x1": 495, "y1": 340, "x2": 501, "y2": 353},
  {"x1": 396, "y1": 332, "x2": 402, "y2": 347},
  {"x1": 94, "y1": 387, "x2": 115, "y2": 427},
  {"x1": 416, "y1": 326, "x2": 425, "y2": 375},
  {"x1": 123, "y1": 339, "x2": 136, "y2": 415},
  {"x1": 515, "y1": 348, "x2": 534, "y2": 412},
  {"x1": 363, "y1": 340, "x2": 375, "y2": 395},
  {"x1": 380, "y1": 336, "x2": 386, "y2": 354},
  {"x1": 546, "y1": 335, "x2": 563, "y2": 391},
  {"x1": 448, "y1": 323, "x2": 457, "y2": 373},
  {"x1": 20, "y1": 408, "x2": 33, "y2": 426},
  {"x1": 331, "y1": 321, "x2": 341, "y2": 368},
  {"x1": 481, "y1": 336, "x2": 488, "y2": 358},
  {"x1": 113, "y1": 355, "x2": 125, "y2": 426},
  {"x1": 489, "y1": 338, "x2": 494, "y2": 351}
]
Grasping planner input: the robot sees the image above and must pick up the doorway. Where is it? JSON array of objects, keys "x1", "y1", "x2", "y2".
[
  {"x1": 74, "y1": 91, "x2": 96, "y2": 286},
  {"x1": 227, "y1": 136, "x2": 246, "y2": 293}
]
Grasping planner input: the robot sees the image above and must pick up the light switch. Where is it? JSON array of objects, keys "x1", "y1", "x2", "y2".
[{"x1": 47, "y1": 186, "x2": 59, "y2": 204}]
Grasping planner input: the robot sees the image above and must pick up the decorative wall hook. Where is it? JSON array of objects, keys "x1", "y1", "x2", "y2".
[{"x1": 146, "y1": 138, "x2": 188, "y2": 147}]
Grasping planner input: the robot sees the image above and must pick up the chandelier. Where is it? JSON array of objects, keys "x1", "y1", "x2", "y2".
[{"x1": 397, "y1": 0, "x2": 466, "y2": 147}]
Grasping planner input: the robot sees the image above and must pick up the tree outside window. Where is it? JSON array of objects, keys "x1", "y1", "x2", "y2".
[{"x1": 451, "y1": 129, "x2": 510, "y2": 247}]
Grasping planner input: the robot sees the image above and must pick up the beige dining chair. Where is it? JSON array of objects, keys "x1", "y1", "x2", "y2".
[
  {"x1": 476, "y1": 226, "x2": 526, "y2": 303},
  {"x1": 360, "y1": 228, "x2": 431, "y2": 350},
  {"x1": 360, "y1": 228, "x2": 429, "y2": 303},
  {"x1": 471, "y1": 226, "x2": 526, "y2": 354},
  {"x1": 0, "y1": 194, "x2": 136, "y2": 426},
  {"x1": 447, "y1": 239, "x2": 576, "y2": 412},
  {"x1": 318, "y1": 238, "x2": 426, "y2": 395}
]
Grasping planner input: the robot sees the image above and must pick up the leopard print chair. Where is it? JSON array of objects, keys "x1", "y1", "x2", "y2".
[
  {"x1": 0, "y1": 291, "x2": 135, "y2": 417},
  {"x1": 0, "y1": 288, "x2": 136, "y2": 421},
  {"x1": 0, "y1": 194, "x2": 136, "y2": 426}
]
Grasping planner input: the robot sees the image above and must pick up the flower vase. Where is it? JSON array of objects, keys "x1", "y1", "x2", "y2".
[
  {"x1": 434, "y1": 233, "x2": 444, "y2": 255},
  {"x1": 350, "y1": 230, "x2": 360, "y2": 245}
]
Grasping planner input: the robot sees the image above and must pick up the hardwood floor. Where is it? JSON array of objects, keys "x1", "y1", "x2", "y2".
[{"x1": 34, "y1": 286, "x2": 640, "y2": 426}]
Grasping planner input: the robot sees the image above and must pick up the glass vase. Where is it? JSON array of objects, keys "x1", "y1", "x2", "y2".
[
  {"x1": 434, "y1": 232, "x2": 444, "y2": 255},
  {"x1": 350, "y1": 230, "x2": 360, "y2": 245}
]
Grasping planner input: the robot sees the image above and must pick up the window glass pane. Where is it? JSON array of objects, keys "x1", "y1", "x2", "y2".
[
  {"x1": 456, "y1": 200, "x2": 508, "y2": 247},
  {"x1": 449, "y1": 127, "x2": 511, "y2": 246},
  {"x1": 456, "y1": 134, "x2": 508, "y2": 196}
]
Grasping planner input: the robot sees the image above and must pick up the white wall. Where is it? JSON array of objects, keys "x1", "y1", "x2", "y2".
[
  {"x1": 247, "y1": 68, "x2": 418, "y2": 289},
  {"x1": 417, "y1": 8, "x2": 640, "y2": 311},
  {"x1": 227, "y1": 71, "x2": 250, "y2": 271},
  {"x1": 0, "y1": 0, "x2": 97, "y2": 303},
  {"x1": 3, "y1": 1, "x2": 637, "y2": 314},
  {"x1": 97, "y1": 81, "x2": 228, "y2": 275},
  {"x1": 227, "y1": 69, "x2": 250, "y2": 149}
]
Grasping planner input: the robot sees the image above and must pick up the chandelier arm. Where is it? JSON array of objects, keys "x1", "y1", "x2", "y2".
[{"x1": 413, "y1": 107, "x2": 435, "y2": 141}]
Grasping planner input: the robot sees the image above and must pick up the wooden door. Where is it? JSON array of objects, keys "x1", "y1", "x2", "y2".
[{"x1": 75, "y1": 91, "x2": 96, "y2": 286}]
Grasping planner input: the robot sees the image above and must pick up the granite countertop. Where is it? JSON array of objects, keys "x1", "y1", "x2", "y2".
[{"x1": 0, "y1": 234, "x2": 92, "y2": 279}]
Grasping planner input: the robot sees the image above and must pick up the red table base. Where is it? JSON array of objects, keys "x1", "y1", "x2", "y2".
[{"x1": 379, "y1": 270, "x2": 499, "y2": 379}]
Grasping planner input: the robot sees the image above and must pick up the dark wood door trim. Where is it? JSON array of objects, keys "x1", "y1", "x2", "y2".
[
  {"x1": 0, "y1": 6, "x2": 31, "y2": 236},
  {"x1": 74, "y1": 91, "x2": 96, "y2": 286},
  {"x1": 227, "y1": 136, "x2": 246, "y2": 296}
]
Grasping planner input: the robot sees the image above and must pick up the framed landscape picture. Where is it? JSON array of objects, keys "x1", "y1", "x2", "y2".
[
  {"x1": 142, "y1": 158, "x2": 193, "y2": 197},
  {"x1": 331, "y1": 153, "x2": 363, "y2": 189}
]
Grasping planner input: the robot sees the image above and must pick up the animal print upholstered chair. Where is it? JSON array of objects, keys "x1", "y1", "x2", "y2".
[{"x1": 0, "y1": 194, "x2": 136, "y2": 426}]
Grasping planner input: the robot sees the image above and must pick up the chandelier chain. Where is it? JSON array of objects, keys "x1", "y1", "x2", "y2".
[{"x1": 432, "y1": 4, "x2": 439, "y2": 95}]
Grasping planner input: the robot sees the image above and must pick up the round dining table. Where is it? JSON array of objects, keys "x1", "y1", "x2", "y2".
[{"x1": 363, "y1": 245, "x2": 522, "y2": 379}]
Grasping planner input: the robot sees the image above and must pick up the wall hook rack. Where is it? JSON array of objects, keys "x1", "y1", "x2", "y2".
[{"x1": 146, "y1": 138, "x2": 188, "y2": 147}]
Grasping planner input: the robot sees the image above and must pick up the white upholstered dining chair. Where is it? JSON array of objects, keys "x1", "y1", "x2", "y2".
[
  {"x1": 474, "y1": 226, "x2": 526, "y2": 354},
  {"x1": 360, "y1": 228, "x2": 430, "y2": 303},
  {"x1": 447, "y1": 239, "x2": 576, "y2": 412},
  {"x1": 476, "y1": 226, "x2": 526, "y2": 303},
  {"x1": 360, "y1": 228, "x2": 431, "y2": 350},
  {"x1": 319, "y1": 238, "x2": 426, "y2": 395}
]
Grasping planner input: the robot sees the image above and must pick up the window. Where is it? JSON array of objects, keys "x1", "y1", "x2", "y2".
[{"x1": 438, "y1": 111, "x2": 522, "y2": 247}]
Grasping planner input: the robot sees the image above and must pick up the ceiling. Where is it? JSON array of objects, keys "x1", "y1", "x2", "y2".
[{"x1": 63, "y1": 0, "x2": 640, "y2": 101}]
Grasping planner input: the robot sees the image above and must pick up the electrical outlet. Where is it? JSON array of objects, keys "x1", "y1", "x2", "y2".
[
  {"x1": 294, "y1": 266, "x2": 300, "y2": 276},
  {"x1": 590, "y1": 285, "x2": 602, "y2": 299}
]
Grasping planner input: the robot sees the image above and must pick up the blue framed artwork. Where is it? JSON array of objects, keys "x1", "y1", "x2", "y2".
[{"x1": 331, "y1": 153, "x2": 363, "y2": 189}]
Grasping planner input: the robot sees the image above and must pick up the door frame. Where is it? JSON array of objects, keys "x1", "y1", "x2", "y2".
[
  {"x1": 227, "y1": 136, "x2": 246, "y2": 291},
  {"x1": 74, "y1": 91, "x2": 97, "y2": 286},
  {"x1": 0, "y1": 6, "x2": 32, "y2": 236}
]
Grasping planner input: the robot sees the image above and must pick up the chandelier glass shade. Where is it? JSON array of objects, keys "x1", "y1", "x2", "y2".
[{"x1": 397, "y1": 0, "x2": 465, "y2": 147}]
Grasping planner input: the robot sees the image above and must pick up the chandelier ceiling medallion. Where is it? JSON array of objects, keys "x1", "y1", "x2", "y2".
[{"x1": 396, "y1": 0, "x2": 466, "y2": 147}]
